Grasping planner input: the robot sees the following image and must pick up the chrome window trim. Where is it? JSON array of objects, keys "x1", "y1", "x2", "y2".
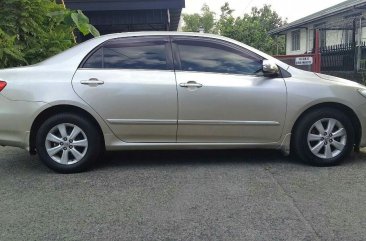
[
  {"x1": 173, "y1": 69, "x2": 268, "y2": 78},
  {"x1": 77, "y1": 68, "x2": 175, "y2": 73}
]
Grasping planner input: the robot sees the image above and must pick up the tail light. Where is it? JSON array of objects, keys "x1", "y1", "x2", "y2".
[{"x1": 0, "y1": 81, "x2": 7, "y2": 92}]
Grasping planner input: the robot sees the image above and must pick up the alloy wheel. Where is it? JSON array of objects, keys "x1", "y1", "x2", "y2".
[
  {"x1": 307, "y1": 118, "x2": 347, "y2": 159},
  {"x1": 45, "y1": 123, "x2": 88, "y2": 165}
]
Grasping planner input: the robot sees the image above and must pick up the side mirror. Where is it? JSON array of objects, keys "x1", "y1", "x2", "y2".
[{"x1": 262, "y1": 60, "x2": 279, "y2": 77}]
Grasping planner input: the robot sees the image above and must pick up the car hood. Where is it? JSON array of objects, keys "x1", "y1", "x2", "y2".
[
  {"x1": 315, "y1": 72, "x2": 364, "y2": 87},
  {"x1": 287, "y1": 67, "x2": 365, "y2": 89}
]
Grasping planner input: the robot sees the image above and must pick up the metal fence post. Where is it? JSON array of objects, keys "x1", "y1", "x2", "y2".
[
  {"x1": 357, "y1": 17, "x2": 362, "y2": 72},
  {"x1": 313, "y1": 29, "x2": 321, "y2": 73}
]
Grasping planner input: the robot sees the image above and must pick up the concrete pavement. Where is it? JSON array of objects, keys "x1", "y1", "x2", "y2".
[{"x1": 0, "y1": 147, "x2": 365, "y2": 241}]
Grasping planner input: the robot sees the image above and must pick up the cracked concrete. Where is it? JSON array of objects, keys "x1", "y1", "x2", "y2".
[
  {"x1": 0, "y1": 147, "x2": 365, "y2": 241},
  {"x1": 263, "y1": 167, "x2": 321, "y2": 241}
]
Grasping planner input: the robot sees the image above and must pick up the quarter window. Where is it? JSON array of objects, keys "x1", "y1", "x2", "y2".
[
  {"x1": 175, "y1": 39, "x2": 263, "y2": 75},
  {"x1": 82, "y1": 38, "x2": 168, "y2": 70},
  {"x1": 83, "y1": 48, "x2": 103, "y2": 68}
]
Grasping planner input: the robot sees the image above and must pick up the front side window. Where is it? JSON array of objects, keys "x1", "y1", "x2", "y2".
[
  {"x1": 175, "y1": 39, "x2": 263, "y2": 75},
  {"x1": 291, "y1": 30, "x2": 301, "y2": 51},
  {"x1": 82, "y1": 37, "x2": 168, "y2": 70}
]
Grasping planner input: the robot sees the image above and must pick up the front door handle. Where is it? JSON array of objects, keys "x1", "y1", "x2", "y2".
[
  {"x1": 179, "y1": 81, "x2": 203, "y2": 88},
  {"x1": 80, "y1": 78, "x2": 104, "y2": 86}
]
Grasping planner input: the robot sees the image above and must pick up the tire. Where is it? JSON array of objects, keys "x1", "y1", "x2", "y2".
[
  {"x1": 36, "y1": 113, "x2": 102, "y2": 173},
  {"x1": 292, "y1": 107, "x2": 355, "y2": 166}
]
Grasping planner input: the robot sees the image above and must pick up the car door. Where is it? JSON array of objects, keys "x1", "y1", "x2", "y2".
[
  {"x1": 72, "y1": 36, "x2": 178, "y2": 143},
  {"x1": 172, "y1": 36, "x2": 287, "y2": 143}
]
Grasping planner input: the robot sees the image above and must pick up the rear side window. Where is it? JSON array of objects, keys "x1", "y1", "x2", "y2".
[
  {"x1": 83, "y1": 48, "x2": 103, "y2": 68},
  {"x1": 82, "y1": 37, "x2": 169, "y2": 70},
  {"x1": 175, "y1": 39, "x2": 263, "y2": 75}
]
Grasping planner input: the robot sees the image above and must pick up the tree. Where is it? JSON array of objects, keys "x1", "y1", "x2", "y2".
[
  {"x1": 182, "y1": 4, "x2": 217, "y2": 34},
  {"x1": 218, "y1": 4, "x2": 287, "y2": 55},
  {"x1": 182, "y1": 3, "x2": 287, "y2": 55},
  {"x1": 0, "y1": 0, "x2": 100, "y2": 68},
  {"x1": 217, "y1": 2, "x2": 236, "y2": 40},
  {"x1": 250, "y1": 5, "x2": 285, "y2": 32}
]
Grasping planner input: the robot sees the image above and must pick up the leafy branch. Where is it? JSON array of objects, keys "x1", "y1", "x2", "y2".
[
  {"x1": 48, "y1": 9, "x2": 100, "y2": 38},
  {"x1": 0, "y1": 0, "x2": 100, "y2": 69}
]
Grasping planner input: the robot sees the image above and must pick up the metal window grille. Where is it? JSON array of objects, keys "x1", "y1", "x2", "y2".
[{"x1": 291, "y1": 30, "x2": 300, "y2": 51}]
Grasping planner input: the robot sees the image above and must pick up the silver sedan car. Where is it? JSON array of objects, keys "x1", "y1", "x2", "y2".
[{"x1": 0, "y1": 32, "x2": 366, "y2": 173}]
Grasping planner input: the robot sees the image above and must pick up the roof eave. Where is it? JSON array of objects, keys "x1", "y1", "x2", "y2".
[{"x1": 269, "y1": 2, "x2": 366, "y2": 35}]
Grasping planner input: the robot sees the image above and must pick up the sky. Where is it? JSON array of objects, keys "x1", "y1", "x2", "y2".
[{"x1": 183, "y1": 0, "x2": 346, "y2": 23}]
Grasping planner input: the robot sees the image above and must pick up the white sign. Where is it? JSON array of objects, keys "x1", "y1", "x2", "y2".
[{"x1": 295, "y1": 57, "x2": 313, "y2": 66}]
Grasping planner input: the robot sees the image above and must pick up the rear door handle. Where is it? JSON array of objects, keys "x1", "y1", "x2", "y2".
[
  {"x1": 179, "y1": 81, "x2": 203, "y2": 88},
  {"x1": 80, "y1": 78, "x2": 104, "y2": 86}
]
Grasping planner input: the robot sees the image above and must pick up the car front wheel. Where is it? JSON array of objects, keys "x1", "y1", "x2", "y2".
[
  {"x1": 293, "y1": 108, "x2": 355, "y2": 166},
  {"x1": 36, "y1": 113, "x2": 102, "y2": 173}
]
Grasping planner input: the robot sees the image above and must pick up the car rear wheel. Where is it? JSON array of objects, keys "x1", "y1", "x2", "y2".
[
  {"x1": 36, "y1": 113, "x2": 102, "y2": 173},
  {"x1": 292, "y1": 108, "x2": 355, "y2": 166}
]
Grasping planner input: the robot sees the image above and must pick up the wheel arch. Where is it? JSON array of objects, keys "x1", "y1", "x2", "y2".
[
  {"x1": 29, "y1": 105, "x2": 105, "y2": 154},
  {"x1": 291, "y1": 102, "x2": 361, "y2": 148}
]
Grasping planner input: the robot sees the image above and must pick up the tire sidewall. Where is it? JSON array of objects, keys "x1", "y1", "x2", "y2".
[
  {"x1": 36, "y1": 113, "x2": 101, "y2": 173},
  {"x1": 294, "y1": 108, "x2": 355, "y2": 166}
]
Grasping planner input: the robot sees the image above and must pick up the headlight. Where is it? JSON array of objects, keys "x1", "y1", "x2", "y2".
[{"x1": 358, "y1": 89, "x2": 366, "y2": 98}]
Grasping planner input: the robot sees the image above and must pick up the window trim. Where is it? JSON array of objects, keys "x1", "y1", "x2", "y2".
[
  {"x1": 171, "y1": 36, "x2": 264, "y2": 76},
  {"x1": 79, "y1": 36, "x2": 174, "y2": 71}
]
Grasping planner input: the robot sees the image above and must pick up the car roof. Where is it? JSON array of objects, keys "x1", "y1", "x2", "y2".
[
  {"x1": 39, "y1": 31, "x2": 290, "y2": 71},
  {"x1": 89, "y1": 31, "x2": 247, "y2": 48},
  {"x1": 97, "y1": 31, "x2": 226, "y2": 39}
]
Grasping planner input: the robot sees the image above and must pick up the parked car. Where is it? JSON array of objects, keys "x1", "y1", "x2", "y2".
[{"x1": 0, "y1": 32, "x2": 365, "y2": 173}]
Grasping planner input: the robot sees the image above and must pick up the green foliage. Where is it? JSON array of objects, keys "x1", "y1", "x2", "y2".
[
  {"x1": 218, "y1": 4, "x2": 287, "y2": 55},
  {"x1": 182, "y1": 4, "x2": 217, "y2": 34},
  {"x1": 182, "y1": 3, "x2": 287, "y2": 55},
  {"x1": 52, "y1": 9, "x2": 100, "y2": 37},
  {"x1": 0, "y1": 0, "x2": 100, "y2": 69},
  {"x1": 0, "y1": 29, "x2": 27, "y2": 67}
]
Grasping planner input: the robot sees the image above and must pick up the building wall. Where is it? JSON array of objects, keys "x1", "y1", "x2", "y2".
[
  {"x1": 324, "y1": 27, "x2": 366, "y2": 46},
  {"x1": 283, "y1": 12, "x2": 366, "y2": 55},
  {"x1": 286, "y1": 28, "x2": 308, "y2": 54}
]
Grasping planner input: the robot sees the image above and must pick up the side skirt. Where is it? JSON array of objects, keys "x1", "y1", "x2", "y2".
[{"x1": 103, "y1": 133, "x2": 289, "y2": 152}]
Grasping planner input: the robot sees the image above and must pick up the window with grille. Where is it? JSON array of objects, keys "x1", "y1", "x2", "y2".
[{"x1": 291, "y1": 30, "x2": 301, "y2": 51}]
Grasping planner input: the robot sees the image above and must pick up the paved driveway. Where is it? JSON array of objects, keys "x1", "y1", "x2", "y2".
[{"x1": 0, "y1": 147, "x2": 365, "y2": 241}]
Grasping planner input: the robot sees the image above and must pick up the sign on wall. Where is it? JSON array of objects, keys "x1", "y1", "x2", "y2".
[{"x1": 295, "y1": 57, "x2": 313, "y2": 66}]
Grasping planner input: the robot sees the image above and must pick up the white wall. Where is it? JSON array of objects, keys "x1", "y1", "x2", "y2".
[
  {"x1": 326, "y1": 30, "x2": 343, "y2": 46},
  {"x1": 361, "y1": 27, "x2": 366, "y2": 42},
  {"x1": 324, "y1": 27, "x2": 366, "y2": 46}
]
